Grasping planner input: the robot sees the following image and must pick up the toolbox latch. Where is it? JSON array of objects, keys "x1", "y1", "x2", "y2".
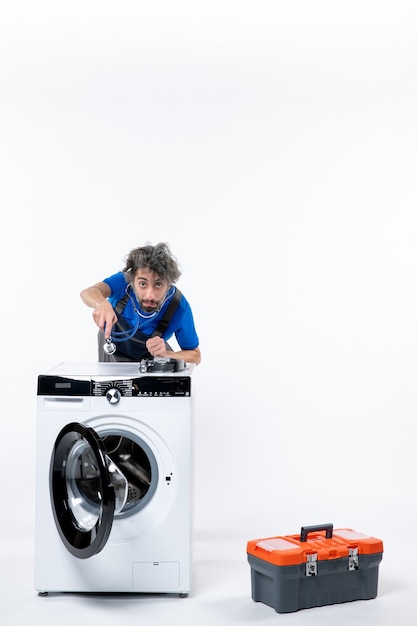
[
  {"x1": 306, "y1": 553, "x2": 317, "y2": 576},
  {"x1": 348, "y1": 547, "x2": 359, "y2": 571}
]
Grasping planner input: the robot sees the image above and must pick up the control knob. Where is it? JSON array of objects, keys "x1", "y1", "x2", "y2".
[{"x1": 106, "y1": 387, "x2": 121, "y2": 404}]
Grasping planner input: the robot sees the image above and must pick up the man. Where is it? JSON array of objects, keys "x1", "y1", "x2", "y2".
[{"x1": 80, "y1": 242, "x2": 201, "y2": 364}]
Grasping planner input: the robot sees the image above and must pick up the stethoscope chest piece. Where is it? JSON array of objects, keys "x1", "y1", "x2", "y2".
[{"x1": 103, "y1": 338, "x2": 117, "y2": 355}]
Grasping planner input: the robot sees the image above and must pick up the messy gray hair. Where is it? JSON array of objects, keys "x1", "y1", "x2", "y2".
[{"x1": 123, "y1": 242, "x2": 181, "y2": 285}]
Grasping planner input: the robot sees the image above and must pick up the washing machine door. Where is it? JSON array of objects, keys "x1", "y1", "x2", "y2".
[{"x1": 50, "y1": 422, "x2": 117, "y2": 559}]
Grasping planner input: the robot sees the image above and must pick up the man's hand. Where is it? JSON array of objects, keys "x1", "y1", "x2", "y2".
[
  {"x1": 92, "y1": 301, "x2": 118, "y2": 338},
  {"x1": 146, "y1": 336, "x2": 167, "y2": 358}
]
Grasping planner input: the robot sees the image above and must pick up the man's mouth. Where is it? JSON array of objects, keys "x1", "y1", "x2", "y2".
[{"x1": 142, "y1": 301, "x2": 158, "y2": 311}]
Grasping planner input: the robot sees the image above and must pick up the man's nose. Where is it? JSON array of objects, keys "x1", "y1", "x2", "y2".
[{"x1": 144, "y1": 286, "x2": 156, "y2": 299}]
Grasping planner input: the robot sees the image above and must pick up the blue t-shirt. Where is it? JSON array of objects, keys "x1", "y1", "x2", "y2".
[{"x1": 103, "y1": 272, "x2": 199, "y2": 350}]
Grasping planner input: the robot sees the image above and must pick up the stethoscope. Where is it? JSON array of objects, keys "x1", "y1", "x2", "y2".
[
  {"x1": 103, "y1": 319, "x2": 140, "y2": 355},
  {"x1": 102, "y1": 285, "x2": 174, "y2": 355}
]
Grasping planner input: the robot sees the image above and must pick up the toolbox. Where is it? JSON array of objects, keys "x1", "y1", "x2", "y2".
[{"x1": 247, "y1": 523, "x2": 383, "y2": 613}]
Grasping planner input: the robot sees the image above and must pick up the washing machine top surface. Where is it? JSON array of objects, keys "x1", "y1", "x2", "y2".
[{"x1": 44, "y1": 360, "x2": 194, "y2": 378}]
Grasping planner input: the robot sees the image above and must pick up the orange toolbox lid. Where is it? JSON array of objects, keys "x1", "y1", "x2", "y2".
[{"x1": 247, "y1": 524, "x2": 383, "y2": 567}]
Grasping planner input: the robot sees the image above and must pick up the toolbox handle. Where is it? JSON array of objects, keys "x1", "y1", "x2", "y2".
[{"x1": 300, "y1": 523, "x2": 333, "y2": 542}]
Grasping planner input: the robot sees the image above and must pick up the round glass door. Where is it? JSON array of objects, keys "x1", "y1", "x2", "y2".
[{"x1": 50, "y1": 422, "x2": 118, "y2": 559}]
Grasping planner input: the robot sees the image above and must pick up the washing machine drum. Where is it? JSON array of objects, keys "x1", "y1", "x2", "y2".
[{"x1": 50, "y1": 422, "x2": 131, "y2": 559}]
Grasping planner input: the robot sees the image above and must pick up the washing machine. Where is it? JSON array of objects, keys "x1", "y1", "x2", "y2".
[{"x1": 34, "y1": 361, "x2": 195, "y2": 597}]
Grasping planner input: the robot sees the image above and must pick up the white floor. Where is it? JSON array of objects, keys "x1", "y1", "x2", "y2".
[{"x1": 2, "y1": 526, "x2": 414, "y2": 626}]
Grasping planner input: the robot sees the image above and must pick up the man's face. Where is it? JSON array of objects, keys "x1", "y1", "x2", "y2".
[{"x1": 132, "y1": 268, "x2": 169, "y2": 312}]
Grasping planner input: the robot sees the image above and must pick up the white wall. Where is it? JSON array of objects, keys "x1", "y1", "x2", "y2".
[{"x1": 1, "y1": 1, "x2": 416, "y2": 552}]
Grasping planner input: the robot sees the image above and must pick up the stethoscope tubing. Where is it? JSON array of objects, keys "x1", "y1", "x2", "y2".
[
  {"x1": 108, "y1": 316, "x2": 140, "y2": 342},
  {"x1": 103, "y1": 284, "x2": 174, "y2": 354}
]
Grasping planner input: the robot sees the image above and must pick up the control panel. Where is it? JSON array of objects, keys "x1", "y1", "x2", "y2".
[{"x1": 38, "y1": 375, "x2": 191, "y2": 397}]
